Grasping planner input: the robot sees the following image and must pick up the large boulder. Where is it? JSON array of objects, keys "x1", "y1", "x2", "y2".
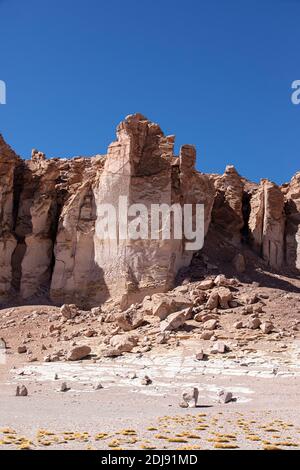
[
  {"x1": 67, "y1": 345, "x2": 91, "y2": 361},
  {"x1": 149, "y1": 293, "x2": 192, "y2": 320},
  {"x1": 109, "y1": 334, "x2": 138, "y2": 353},
  {"x1": 115, "y1": 306, "x2": 145, "y2": 331},
  {"x1": 160, "y1": 307, "x2": 192, "y2": 332}
]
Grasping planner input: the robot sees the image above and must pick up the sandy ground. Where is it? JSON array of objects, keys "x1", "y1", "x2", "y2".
[
  {"x1": 0, "y1": 275, "x2": 299, "y2": 450},
  {"x1": 1, "y1": 340, "x2": 300, "y2": 450}
]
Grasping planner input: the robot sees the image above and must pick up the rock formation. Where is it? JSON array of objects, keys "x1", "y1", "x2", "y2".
[
  {"x1": 0, "y1": 114, "x2": 299, "y2": 308},
  {"x1": 248, "y1": 180, "x2": 285, "y2": 270}
]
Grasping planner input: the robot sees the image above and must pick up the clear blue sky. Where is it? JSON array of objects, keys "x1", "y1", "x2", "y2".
[{"x1": 0, "y1": 0, "x2": 299, "y2": 184}]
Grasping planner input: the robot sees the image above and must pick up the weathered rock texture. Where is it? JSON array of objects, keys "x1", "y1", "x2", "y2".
[
  {"x1": 248, "y1": 180, "x2": 285, "y2": 270},
  {"x1": 0, "y1": 114, "x2": 299, "y2": 307}
]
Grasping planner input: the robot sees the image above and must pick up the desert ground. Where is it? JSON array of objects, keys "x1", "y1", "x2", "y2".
[{"x1": 1, "y1": 273, "x2": 299, "y2": 451}]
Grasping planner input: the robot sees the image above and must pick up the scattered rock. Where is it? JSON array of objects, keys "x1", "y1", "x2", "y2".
[
  {"x1": 60, "y1": 382, "x2": 70, "y2": 392},
  {"x1": 102, "y1": 348, "x2": 122, "y2": 358},
  {"x1": 16, "y1": 385, "x2": 28, "y2": 397},
  {"x1": 198, "y1": 279, "x2": 214, "y2": 290},
  {"x1": 94, "y1": 383, "x2": 103, "y2": 390},
  {"x1": 67, "y1": 345, "x2": 91, "y2": 361},
  {"x1": 141, "y1": 375, "x2": 152, "y2": 385},
  {"x1": 241, "y1": 294, "x2": 259, "y2": 305},
  {"x1": 206, "y1": 287, "x2": 233, "y2": 310},
  {"x1": 194, "y1": 313, "x2": 216, "y2": 323},
  {"x1": 195, "y1": 350, "x2": 207, "y2": 361},
  {"x1": 160, "y1": 308, "x2": 192, "y2": 332},
  {"x1": 260, "y1": 321, "x2": 274, "y2": 334},
  {"x1": 60, "y1": 304, "x2": 79, "y2": 320},
  {"x1": 247, "y1": 317, "x2": 262, "y2": 330},
  {"x1": 210, "y1": 341, "x2": 228, "y2": 354},
  {"x1": 216, "y1": 287, "x2": 233, "y2": 309},
  {"x1": 128, "y1": 372, "x2": 137, "y2": 380},
  {"x1": 181, "y1": 387, "x2": 199, "y2": 408},
  {"x1": 150, "y1": 294, "x2": 192, "y2": 320},
  {"x1": 109, "y1": 334, "x2": 138, "y2": 353},
  {"x1": 206, "y1": 291, "x2": 219, "y2": 310},
  {"x1": 17, "y1": 346, "x2": 27, "y2": 354},
  {"x1": 214, "y1": 275, "x2": 231, "y2": 287},
  {"x1": 218, "y1": 390, "x2": 233, "y2": 404},
  {"x1": 242, "y1": 305, "x2": 254, "y2": 315},
  {"x1": 200, "y1": 331, "x2": 214, "y2": 340},
  {"x1": 203, "y1": 319, "x2": 218, "y2": 331},
  {"x1": 91, "y1": 307, "x2": 102, "y2": 316},
  {"x1": 85, "y1": 329, "x2": 97, "y2": 338},
  {"x1": 156, "y1": 332, "x2": 170, "y2": 344},
  {"x1": 115, "y1": 306, "x2": 145, "y2": 331}
]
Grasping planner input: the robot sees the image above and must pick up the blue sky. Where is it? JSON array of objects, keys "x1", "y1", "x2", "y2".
[{"x1": 0, "y1": 0, "x2": 299, "y2": 184}]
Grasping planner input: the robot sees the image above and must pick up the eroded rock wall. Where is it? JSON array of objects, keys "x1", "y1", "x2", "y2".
[
  {"x1": 0, "y1": 135, "x2": 21, "y2": 297},
  {"x1": 0, "y1": 115, "x2": 299, "y2": 308},
  {"x1": 248, "y1": 180, "x2": 285, "y2": 270}
]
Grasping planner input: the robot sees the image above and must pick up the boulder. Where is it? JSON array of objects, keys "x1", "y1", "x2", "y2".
[
  {"x1": 206, "y1": 287, "x2": 232, "y2": 309},
  {"x1": 141, "y1": 375, "x2": 152, "y2": 386},
  {"x1": 206, "y1": 291, "x2": 219, "y2": 310},
  {"x1": 150, "y1": 294, "x2": 192, "y2": 320},
  {"x1": 202, "y1": 319, "x2": 218, "y2": 331},
  {"x1": 217, "y1": 287, "x2": 233, "y2": 309},
  {"x1": 214, "y1": 275, "x2": 233, "y2": 287},
  {"x1": 210, "y1": 341, "x2": 228, "y2": 354},
  {"x1": 247, "y1": 318, "x2": 262, "y2": 330},
  {"x1": 115, "y1": 306, "x2": 145, "y2": 331},
  {"x1": 198, "y1": 279, "x2": 214, "y2": 290},
  {"x1": 195, "y1": 350, "x2": 207, "y2": 361},
  {"x1": 60, "y1": 304, "x2": 79, "y2": 320},
  {"x1": 200, "y1": 331, "x2": 214, "y2": 340},
  {"x1": 218, "y1": 390, "x2": 233, "y2": 404},
  {"x1": 109, "y1": 334, "x2": 138, "y2": 353},
  {"x1": 102, "y1": 348, "x2": 122, "y2": 358},
  {"x1": 67, "y1": 345, "x2": 91, "y2": 361},
  {"x1": 60, "y1": 382, "x2": 70, "y2": 392},
  {"x1": 16, "y1": 385, "x2": 28, "y2": 397},
  {"x1": 160, "y1": 308, "x2": 192, "y2": 332},
  {"x1": 260, "y1": 321, "x2": 274, "y2": 334},
  {"x1": 180, "y1": 387, "x2": 199, "y2": 408}
]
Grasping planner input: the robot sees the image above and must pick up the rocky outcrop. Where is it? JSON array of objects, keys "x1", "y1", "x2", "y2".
[
  {"x1": 263, "y1": 182, "x2": 285, "y2": 270},
  {"x1": 0, "y1": 115, "x2": 299, "y2": 308},
  {"x1": 210, "y1": 165, "x2": 244, "y2": 244},
  {"x1": 283, "y1": 172, "x2": 300, "y2": 271},
  {"x1": 248, "y1": 180, "x2": 285, "y2": 270},
  {"x1": 0, "y1": 135, "x2": 21, "y2": 297},
  {"x1": 0, "y1": 115, "x2": 215, "y2": 307}
]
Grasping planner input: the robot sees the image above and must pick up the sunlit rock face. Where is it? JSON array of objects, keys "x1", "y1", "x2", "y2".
[{"x1": 0, "y1": 115, "x2": 299, "y2": 308}]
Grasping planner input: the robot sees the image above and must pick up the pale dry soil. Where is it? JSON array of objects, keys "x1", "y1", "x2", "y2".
[
  {"x1": 0, "y1": 277, "x2": 300, "y2": 450},
  {"x1": 1, "y1": 340, "x2": 300, "y2": 451}
]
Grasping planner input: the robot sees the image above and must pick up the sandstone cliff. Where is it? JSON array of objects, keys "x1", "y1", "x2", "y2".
[{"x1": 0, "y1": 114, "x2": 299, "y2": 308}]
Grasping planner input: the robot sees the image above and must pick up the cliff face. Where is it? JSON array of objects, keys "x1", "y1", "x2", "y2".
[{"x1": 0, "y1": 114, "x2": 299, "y2": 307}]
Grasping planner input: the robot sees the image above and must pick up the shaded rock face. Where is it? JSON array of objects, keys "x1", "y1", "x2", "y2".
[
  {"x1": 283, "y1": 172, "x2": 300, "y2": 271},
  {"x1": 0, "y1": 135, "x2": 21, "y2": 296},
  {"x1": 210, "y1": 165, "x2": 244, "y2": 245},
  {"x1": 0, "y1": 116, "x2": 299, "y2": 308}
]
